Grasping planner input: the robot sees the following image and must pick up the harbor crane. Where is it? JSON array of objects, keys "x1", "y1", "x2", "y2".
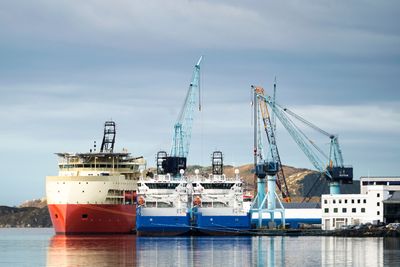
[
  {"x1": 252, "y1": 86, "x2": 291, "y2": 202},
  {"x1": 157, "y1": 56, "x2": 203, "y2": 176},
  {"x1": 256, "y1": 89, "x2": 353, "y2": 195},
  {"x1": 250, "y1": 85, "x2": 286, "y2": 228}
]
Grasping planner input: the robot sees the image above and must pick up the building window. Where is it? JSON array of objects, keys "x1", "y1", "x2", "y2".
[
  {"x1": 333, "y1": 200, "x2": 336, "y2": 204},
  {"x1": 363, "y1": 199, "x2": 367, "y2": 204},
  {"x1": 324, "y1": 208, "x2": 329, "y2": 213},
  {"x1": 352, "y1": 208, "x2": 356, "y2": 213},
  {"x1": 334, "y1": 208, "x2": 338, "y2": 213},
  {"x1": 377, "y1": 211, "x2": 380, "y2": 215},
  {"x1": 377, "y1": 202, "x2": 380, "y2": 206},
  {"x1": 344, "y1": 199, "x2": 348, "y2": 204},
  {"x1": 324, "y1": 199, "x2": 328, "y2": 204},
  {"x1": 342, "y1": 208, "x2": 347, "y2": 213},
  {"x1": 357, "y1": 199, "x2": 361, "y2": 204},
  {"x1": 377, "y1": 193, "x2": 380, "y2": 197},
  {"x1": 351, "y1": 199, "x2": 355, "y2": 204},
  {"x1": 361, "y1": 208, "x2": 366, "y2": 213},
  {"x1": 339, "y1": 199, "x2": 342, "y2": 204}
]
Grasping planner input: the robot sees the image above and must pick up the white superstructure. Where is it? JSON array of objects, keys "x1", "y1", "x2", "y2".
[
  {"x1": 191, "y1": 173, "x2": 246, "y2": 216},
  {"x1": 136, "y1": 174, "x2": 190, "y2": 216},
  {"x1": 46, "y1": 153, "x2": 145, "y2": 205}
]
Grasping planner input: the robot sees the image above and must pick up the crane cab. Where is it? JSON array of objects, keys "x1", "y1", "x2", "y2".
[{"x1": 327, "y1": 166, "x2": 353, "y2": 184}]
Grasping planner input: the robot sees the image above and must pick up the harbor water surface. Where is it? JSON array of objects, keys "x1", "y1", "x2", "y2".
[{"x1": 0, "y1": 228, "x2": 399, "y2": 266}]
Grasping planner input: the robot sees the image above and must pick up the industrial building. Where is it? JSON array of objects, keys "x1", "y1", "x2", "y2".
[{"x1": 321, "y1": 176, "x2": 400, "y2": 230}]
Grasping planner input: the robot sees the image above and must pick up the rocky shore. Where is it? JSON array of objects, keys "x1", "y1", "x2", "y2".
[{"x1": 0, "y1": 205, "x2": 51, "y2": 228}]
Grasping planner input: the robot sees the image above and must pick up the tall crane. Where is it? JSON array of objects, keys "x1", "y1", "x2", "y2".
[
  {"x1": 157, "y1": 56, "x2": 203, "y2": 176},
  {"x1": 256, "y1": 92, "x2": 353, "y2": 195},
  {"x1": 251, "y1": 85, "x2": 286, "y2": 228},
  {"x1": 252, "y1": 86, "x2": 291, "y2": 202}
]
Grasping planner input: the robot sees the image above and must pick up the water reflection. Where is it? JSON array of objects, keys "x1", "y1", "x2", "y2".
[
  {"x1": 46, "y1": 235, "x2": 400, "y2": 266},
  {"x1": 46, "y1": 235, "x2": 136, "y2": 266}
]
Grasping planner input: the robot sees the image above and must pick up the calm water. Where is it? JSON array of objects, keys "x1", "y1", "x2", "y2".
[{"x1": 0, "y1": 228, "x2": 399, "y2": 266}]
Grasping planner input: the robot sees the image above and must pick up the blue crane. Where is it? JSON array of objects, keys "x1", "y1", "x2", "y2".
[
  {"x1": 251, "y1": 86, "x2": 286, "y2": 228},
  {"x1": 252, "y1": 86, "x2": 291, "y2": 202},
  {"x1": 157, "y1": 56, "x2": 203, "y2": 176},
  {"x1": 256, "y1": 92, "x2": 353, "y2": 194}
]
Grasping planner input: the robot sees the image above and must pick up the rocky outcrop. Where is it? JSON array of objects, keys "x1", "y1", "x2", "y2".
[{"x1": 0, "y1": 206, "x2": 51, "y2": 228}]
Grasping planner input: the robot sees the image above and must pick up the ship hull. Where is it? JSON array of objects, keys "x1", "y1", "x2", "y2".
[
  {"x1": 136, "y1": 210, "x2": 191, "y2": 236},
  {"x1": 48, "y1": 204, "x2": 136, "y2": 234},
  {"x1": 194, "y1": 212, "x2": 251, "y2": 235}
]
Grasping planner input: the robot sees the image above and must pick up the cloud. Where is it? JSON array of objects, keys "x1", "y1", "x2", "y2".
[
  {"x1": 287, "y1": 103, "x2": 400, "y2": 135},
  {"x1": 1, "y1": 0, "x2": 399, "y2": 55}
]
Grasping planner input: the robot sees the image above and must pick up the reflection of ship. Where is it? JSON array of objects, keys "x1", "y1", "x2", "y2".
[
  {"x1": 47, "y1": 235, "x2": 136, "y2": 266},
  {"x1": 46, "y1": 121, "x2": 145, "y2": 234},
  {"x1": 136, "y1": 152, "x2": 191, "y2": 236},
  {"x1": 191, "y1": 151, "x2": 251, "y2": 235},
  {"x1": 136, "y1": 236, "x2": 252, "y2": 266}
]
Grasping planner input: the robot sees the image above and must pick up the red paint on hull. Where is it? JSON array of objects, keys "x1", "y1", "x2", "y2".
[{"x1": 48, "y1": 204, "x2": 136, "y2": 234}]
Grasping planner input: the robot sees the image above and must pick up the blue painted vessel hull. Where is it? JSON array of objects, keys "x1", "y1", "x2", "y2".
[
  {"x1": 194, "y1": 213, "x2": 251, "y2": 235},
  {"x1": 136, "y1": 214, "x2": 191, "y2": 236}
]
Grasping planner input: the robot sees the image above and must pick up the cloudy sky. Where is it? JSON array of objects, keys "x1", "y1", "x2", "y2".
[{"x1": 0, "y1": 0, "x2": 399, "y2": 206}]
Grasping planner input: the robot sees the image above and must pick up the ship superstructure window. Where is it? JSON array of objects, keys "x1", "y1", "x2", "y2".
[
  {"x1": 342, "y1": 208, "x2": 347, "y2": 213},
  {"x1": 334, "y1": 208, "x2": 338, "y2": 213},
  {"x1": 377, "y1": 202, "x2": 380, "y2": 206},
  {"x1": 324, "y1": 200, "x2": 327, "y2": 204},
  {"x1": 357, "y1": 199, "x2": 361, "y2": 204},
  {"x1": 200, "y1": 183, "x2": 235, "y2": 190},
  {"x1": 363, "y1": 199, "x2": 367, "y2": 204},
  {"x1": 352, "y1": 208, "x2": 356, "y2": 213},
  {"x1": 361, "y1": 208, "x2": 366, "y2": 213},
  {"x1": 324, "y1": 208, "x2": 329, "y2": 213},
  {"x1": 351, "y1": 199, "x2": 354, "y2": 204},
  {"x1": 145, "y1": 183, "x2": 181, "y2": 189}
]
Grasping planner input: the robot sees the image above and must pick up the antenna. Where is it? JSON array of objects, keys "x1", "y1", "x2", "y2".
[{"x1": 272, "y1": 76, "x2": 277, "y2": 132}]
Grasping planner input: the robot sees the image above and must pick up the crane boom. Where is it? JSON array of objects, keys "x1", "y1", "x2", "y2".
[
  {"x1": 171, "y1": 56, "x2": 203, "y2": 158},
  {"x1": 158, "y1": 57, "x2": 203, "y2": 177},
  {"x1": 253, "y1": 86, "x2": 291, "y2": 202},
  {"x1": 257, "y1": 92, "x2": 352, "y2": 194}
]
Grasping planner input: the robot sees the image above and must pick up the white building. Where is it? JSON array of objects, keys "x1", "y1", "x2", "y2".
[
  {"x1": 360, "y1": 176, "x2": 400, "y2": 194},
  {"x1": 322, "y1": 176, "x2": 400, "y2": 230},
  {"x1": 322, "y1": 186, "x2": 389, "y2": 230}
]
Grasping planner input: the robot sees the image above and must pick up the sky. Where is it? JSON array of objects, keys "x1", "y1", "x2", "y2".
[{"x1": 0, "y1": 0, "x2": 399, "y2": 206}]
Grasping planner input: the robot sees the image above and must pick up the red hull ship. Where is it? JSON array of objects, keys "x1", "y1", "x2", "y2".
[{"x1": 46, "y1": 121, "x2": 145, "y2": 234}]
